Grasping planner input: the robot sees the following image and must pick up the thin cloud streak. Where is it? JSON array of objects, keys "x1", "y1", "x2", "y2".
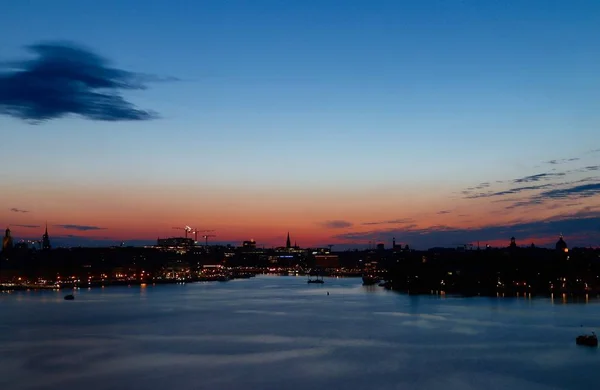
[
  {"x1": 320, "y1": 220, "x2": 353, "y2": 229},
  {"x1": 362, "y1": 218, "x2": 415, "y2": 226},
  {"x1": 54, "y1": 224, "x2": 107, "y2": 231},
  {"x1": 9, "y1": 208, "x2": 29, "y2": 213},
  {"x1": 512, "y1": 172, "x2": 566, "y2": 183},
  {"x1": 545, "y1": 158, "x2": 580, "y2": 165}
]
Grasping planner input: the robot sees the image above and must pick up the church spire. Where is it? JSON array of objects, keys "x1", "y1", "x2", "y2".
[
  {"x1": 42, "y1": 221, "x2": 51, "y2": 250},
  {"x1": 286, "y1": 232, "x2": 291, "y2": 248}
]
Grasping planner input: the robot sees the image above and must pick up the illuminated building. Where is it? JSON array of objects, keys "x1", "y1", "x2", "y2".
[
  {"x1": 2, "y1": 228, "x2": 13, "y2": 252},
  {"x1": 156, "y1": 237, "x2": 194, "y2": 247},
  {"x1": 242, "y1": 239, "x2": 257, "y2": 249},
  {"x1": 315, "y1": 254, "x2": 339, "y2": 268},
  {"x1": 42, "y1": 222, "x2": 51, "y2": 250}
]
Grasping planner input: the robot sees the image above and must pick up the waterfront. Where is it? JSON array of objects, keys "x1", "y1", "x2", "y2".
[{"x1": 1, "y1": 276, "x2": 599, "y2": 390}]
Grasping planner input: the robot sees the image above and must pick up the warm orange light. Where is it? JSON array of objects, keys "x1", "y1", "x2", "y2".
[{"x1": 564, "y1": 248, "x2": 569, "y2": 253}]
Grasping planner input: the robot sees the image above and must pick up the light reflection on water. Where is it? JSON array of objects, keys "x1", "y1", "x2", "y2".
[{"x1": 1, "y1": 275, "x2": 599, "y2": 390}]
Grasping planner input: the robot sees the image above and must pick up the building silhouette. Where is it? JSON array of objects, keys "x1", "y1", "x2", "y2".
[
  {"x1": 42, "y1": 222, "x2": 51, "y2": 250},
  {"x1": 2, "y1": 228, "x2": 13, "y2": 252},
  {"x1": 556, "y1": 234, "x2": 568, "y2": 252},
  {"x1": 286, "y1": 232, "x2": 291, "y2": 249}
]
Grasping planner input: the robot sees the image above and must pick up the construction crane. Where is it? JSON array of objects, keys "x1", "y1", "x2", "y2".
[
  {"x1": 172, "y1": 226, "x2": 192, "y2": 239},
  {"x1": 189, "y1": 229, "x2": 215, "y2": 242},
  {"x1": 202, "y1": 234, "x2": 216, "y2": 247}
]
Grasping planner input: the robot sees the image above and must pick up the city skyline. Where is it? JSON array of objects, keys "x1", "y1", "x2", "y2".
[{"x1": 1, "y1": 0, "x2": 599, "y2": 249}]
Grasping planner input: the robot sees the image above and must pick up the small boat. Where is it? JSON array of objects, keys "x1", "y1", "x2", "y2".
[
  {"x1": 362, "y1": 275, "x2": 380, "y2": 286},
  {"x1": 307, "y1": 272, "x2": 324, "y2": 284},
  {"x1": 64, "y1": 294, "x2": 75, "y2": 301},
  {"x1": 576, "y1": 332, "x2": 598, "y2": 347}
]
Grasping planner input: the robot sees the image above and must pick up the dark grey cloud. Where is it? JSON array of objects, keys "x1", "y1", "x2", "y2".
[
  {"x1": 541, "y1": 183, "x2": 600, "y2": 200},
  {"x1": 512, "y1": 172, "x2": 566, "y2": 183},
  {"x1": 12, "y1": 224, "x2": 40, "y2": 228},
  {"x1": 0, "y1": 41, "x2": 167, "y2": 122},
  {"x1": 503, "y1": 178, "x2": 600, "y2": 209},
  {"x1": 362, "y1": 218, "x2": 415, "y2": 226},
  {"x1": 436, "y1": 210, "x2": 451, "y2": 215},
  {"x1": 334, "y1": 212, "x2": 600, "y2": 249},
  {"x1": 465, "y1": 183, "x2": 556, "y2": 199},
  {"x1": 545, "y1": 158, "x2": 580, "y2": 165},
  {"x1": 462, "y1": 182, "x2": 490, "y2": 194},
  {"x1": 504, "y1": 199, "x2": 545, "y2": 209},
  {"x1": 320, "y1": 220, "x2": 353, "y2": 229},
  {"x1": 10, "y1": 208, "x2": 29, "y2": 213},
  {"x1": 54, "y1": 224, "x2": 107, "y2": 231}
]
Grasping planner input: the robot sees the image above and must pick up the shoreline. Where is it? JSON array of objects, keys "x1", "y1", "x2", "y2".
[{"x1": 2, "y1": 276, "x2": 600, "y2": 301}]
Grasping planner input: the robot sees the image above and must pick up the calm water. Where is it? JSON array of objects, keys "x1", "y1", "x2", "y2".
[{"x1": 1, "y1": 276, "x2": 599, "y2": 390}]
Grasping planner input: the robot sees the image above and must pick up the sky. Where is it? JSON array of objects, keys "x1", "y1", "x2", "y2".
[{"x1": 0, "y1": 0, "x2": 599, "y2": 249}]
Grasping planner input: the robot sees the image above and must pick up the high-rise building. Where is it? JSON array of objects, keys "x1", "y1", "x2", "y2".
[
  {"x1": 286, "y1": 232, "x2": 291, "y2": 249},
  {"x1": 2, "y1": 228, "x2": 13, "y2": 252},
  {"x1": 42, "y1": 222, "x2": 51, "y2": 250}
]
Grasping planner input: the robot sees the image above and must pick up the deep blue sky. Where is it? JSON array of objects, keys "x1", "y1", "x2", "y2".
[{"x1": 1, "y1": 0, "x2": 599, "y2": 248}]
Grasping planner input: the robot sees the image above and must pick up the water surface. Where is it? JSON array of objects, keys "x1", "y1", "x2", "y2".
[{"x1": 1, "y1": 276, "x2": 598, "y2": 389}]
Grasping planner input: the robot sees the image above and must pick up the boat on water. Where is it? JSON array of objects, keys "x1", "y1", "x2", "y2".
[
  {"x1": 362, "y1": 275, "x2": 380, "y2": 286},
  {"x1": 576, "y1": 332, "x2": 598, "y2": 347},
  {"x1": 64, "y1": 294, "x2": 75, "y2": 301},
  {"x1": 307, "y1": 272, "x2": 324, "y2": 284}
]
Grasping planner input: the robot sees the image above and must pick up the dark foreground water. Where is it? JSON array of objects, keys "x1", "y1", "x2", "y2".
[{"x1": 1, "y1": 276, "x2": 599, "y2": 390}]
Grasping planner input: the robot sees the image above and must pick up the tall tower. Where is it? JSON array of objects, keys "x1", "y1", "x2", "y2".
[
  {"x1": 42, "y1": 222, "x2": 51, "y2": 250},
  {"x1": 2, "y1": 228, "x2": 13, "y2": 252},
  {"x1": 286, "y1": 232, "x2": 291, "y2": 248}
]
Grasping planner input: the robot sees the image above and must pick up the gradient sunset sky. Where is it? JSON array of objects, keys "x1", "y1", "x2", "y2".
[{"x1": 1, "y1": 0, "x2": 599, "y2": 249}]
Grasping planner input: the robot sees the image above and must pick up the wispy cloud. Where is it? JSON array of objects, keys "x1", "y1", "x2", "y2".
[
  {"x1": 54, "y1": 224, "x2": 106, "y2": 231},
  {"x1": 0, "y1": 41, "x2": 171, "y2": 122},
  {"x1": 464, "y1": 183, "x2": 556, "y2": 199},
  {"x1": 9, "y1": 208, "x2": 29, "y2": 213},
  {"x1": 512, "y1": 172, "x2": 566, "y2": 183},
  {"x1": 541, "y1": 183, "x2": 600, "y2": 200},
  {"x1": 545, "y1": 158, "x2": 580, "y2": 165},
  {"x1": 362, "y1": 218, "x2": 414, "y2": 226},
  {"x1": 436, "y1": 210, "x2": 451, "y2": 215},
  {"x1": 504, "y1": 179, "x2": 600, "y2": 209},
  {"x1": 320, "y1": 220, "x2": 353, "y2": 229},
  {"x1": 11, "y1": 224, "x2": 40, "y2": 228}
]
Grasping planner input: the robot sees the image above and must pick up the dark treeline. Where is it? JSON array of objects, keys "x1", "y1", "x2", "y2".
[{"x1": 384, "y1": 246, "x2": 600, "y2": 296}]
